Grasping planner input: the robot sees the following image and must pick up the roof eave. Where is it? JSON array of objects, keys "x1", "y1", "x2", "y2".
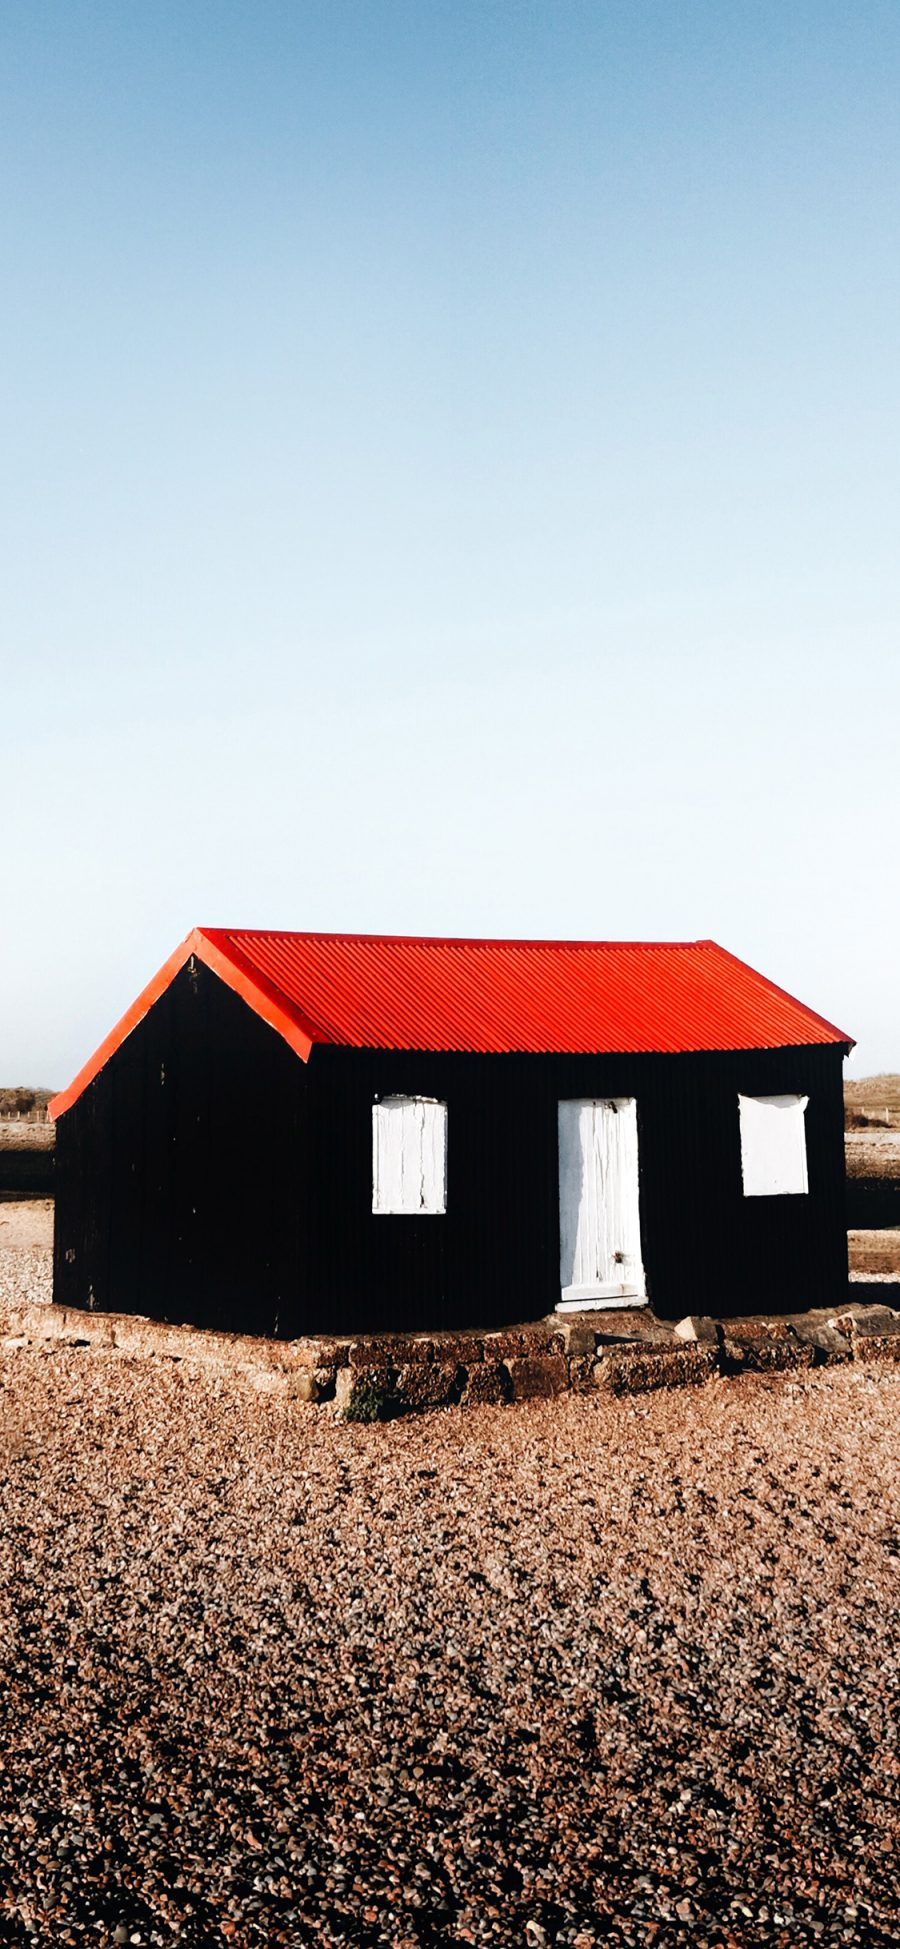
[{"x1": 48, "y1": 928, "x2": 317, "y2": 1122}]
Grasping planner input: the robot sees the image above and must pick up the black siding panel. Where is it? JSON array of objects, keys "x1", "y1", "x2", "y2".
[{"x1": 53, "y1": 962, "x2": 849, "y2": 1333}]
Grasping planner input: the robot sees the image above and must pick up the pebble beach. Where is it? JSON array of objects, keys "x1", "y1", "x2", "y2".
[{"x1": 1, "y1": 1209, "x2": 899, "y2": 1946}]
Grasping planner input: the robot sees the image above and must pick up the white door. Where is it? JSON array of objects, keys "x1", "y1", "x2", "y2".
[{"x1": 557, "y1": 1098, "x2": 646, "y2": 1310}]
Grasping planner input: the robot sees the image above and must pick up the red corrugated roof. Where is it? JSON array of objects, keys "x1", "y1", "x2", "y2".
[{"x1": 49, "y1": 929, "x2": 852, "y2": 1120}]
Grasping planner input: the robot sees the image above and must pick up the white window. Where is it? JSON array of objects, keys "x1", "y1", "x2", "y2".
[
  {"x1": 738, "y1": 1093, "x2": 809, "y2": 1197},
  {"x1": 372, "y1": 1096, "x2": 447, "y2": 1214}
]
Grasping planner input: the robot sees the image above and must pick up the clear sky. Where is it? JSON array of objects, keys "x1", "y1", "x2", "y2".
[{"x1": 2, "y1": 0, "x2": 898, "y2": 1085}]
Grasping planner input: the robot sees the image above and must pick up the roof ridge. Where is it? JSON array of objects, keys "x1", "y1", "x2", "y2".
[{"x1": 212, "y1": 928, "x2": 709, "y2": 952}]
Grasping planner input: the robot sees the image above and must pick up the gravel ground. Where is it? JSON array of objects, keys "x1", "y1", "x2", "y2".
[
  {"x1": 845, "y1": 1132, "x2": 900, "y2": 1180},
  {"x1": 0, "y1": 1119, "x2": 55, "y2": 1151},
  {"x1": 1, "y1": 1335, "x2": 899, "y2": 1949},
  {"x1": 0, "y1": 1198, "x2": 53, "y2": 1306},
  {"x1": 847, "y1": 1229, "x2": 900, "y2": 1278}
]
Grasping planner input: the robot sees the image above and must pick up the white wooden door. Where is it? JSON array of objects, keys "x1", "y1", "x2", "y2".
[{"x1": 557, "y1": 1098, "x2": 646, "y2": 1310}]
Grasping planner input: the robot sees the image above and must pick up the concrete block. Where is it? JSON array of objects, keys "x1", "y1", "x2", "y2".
[
  {"x1": 599, "y1": 1345, "x2": 714, "y2": 1395},
  {"x1": 486, "y1": 1328, "x2": 565, "y2": 1361},
  {"x1": 557, "y1": 1320, "x2": 598, "y2": 1356},
  {"x1": 394, "y1": 1362, "x2": 463, "y2": 1410},
  {"x1": 349, "y1": 1336, "x2": 433, "y2": 1368},
  {"x1": 789, "y1": 1320, "x2": 852, "y2": 1362},
  {"x1": 506, "y1": 1354, "x2": 568, "y2": 1400},
  {"x1": 460, "y1": 1361, "x2": 510, "y2": 1405},
  {"x1": 673, "y1": 1315, "x2": 720, "y2": 1345}
]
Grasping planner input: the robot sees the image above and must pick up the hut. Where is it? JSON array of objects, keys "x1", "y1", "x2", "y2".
[{"x1": 50, "y1": 929, "x2": 852, "y2": 1336}]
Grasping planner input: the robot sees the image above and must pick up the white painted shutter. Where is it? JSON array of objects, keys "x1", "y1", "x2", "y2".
[
  {"x1": 372, "y1": 1097, "x2": 447, "y2": 1214},
  {"x1": 739, "y1": 1093, "x2": 809, "y2": 1197}
]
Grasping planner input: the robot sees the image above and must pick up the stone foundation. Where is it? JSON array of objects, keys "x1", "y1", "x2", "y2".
[{"x1": 2, "y1": 1298, "x2": 898, "y2": 1414}]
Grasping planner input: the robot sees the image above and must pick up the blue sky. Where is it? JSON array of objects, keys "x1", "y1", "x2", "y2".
[{"x1": 2, "y1": 1, "x2": 898, "y2": 1082}]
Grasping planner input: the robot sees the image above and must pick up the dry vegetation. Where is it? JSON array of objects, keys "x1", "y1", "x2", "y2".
[
  {"x1": 0, "y1": 1091, "x2": 54, "y2": 1175},
  {"x1": 844, "y1": 1074, "x2": 900, "y2": 1131},
  {"x1": 0, "y1": 1086, "x2": 52, "y2": 1119}
]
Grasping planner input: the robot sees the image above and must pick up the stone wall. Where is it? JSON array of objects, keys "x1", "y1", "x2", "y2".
[{"x1": 4, "y1": 1300, "x2": 900, "y2": 1413}]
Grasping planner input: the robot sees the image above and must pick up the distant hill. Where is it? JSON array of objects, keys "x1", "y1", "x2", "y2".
[
  {"x1": 0, "y1": 1087, "x2": 53, "y2": 1120},
  {"x1": 845, "y1": 1075, "x2": 900, "y2": 1131}
]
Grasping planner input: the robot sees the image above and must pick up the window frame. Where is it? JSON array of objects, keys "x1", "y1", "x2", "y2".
[
  {"x1": 371, "y1": 1094, "x2": 448, "y2": 1215},
  {"x1": 738, "y1": 1091, "x2": 810, "y2": 1198}
]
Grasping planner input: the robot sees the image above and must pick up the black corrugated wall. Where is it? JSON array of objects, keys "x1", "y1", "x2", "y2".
[{"x1": 53, "y1": 960, "x2": 849, "y2": 1334}]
